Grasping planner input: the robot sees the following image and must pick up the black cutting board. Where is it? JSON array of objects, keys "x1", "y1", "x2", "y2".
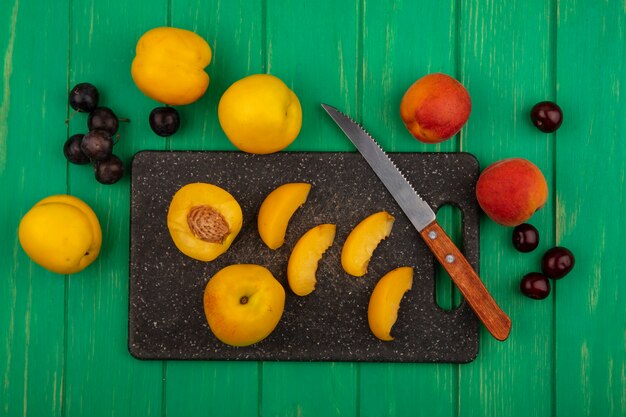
[{"x1": 129, "y1": 151, "x2": 480, "y2": 362}]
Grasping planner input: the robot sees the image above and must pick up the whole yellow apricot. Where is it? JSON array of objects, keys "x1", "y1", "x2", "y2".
[
  {"x1": 258, "y1": 182, "x2": 311, "y2": 249},
  {"x1": 368, "y1": 267, "x2": 413, "y2": 341},
  {"x1": 131, "y1": 27, "x2": 212, "y2": 105},
  {"x1": 18, "y1": 195, "x2": 102, "y2": 274},
  {"x1": 218, "y1": 74, "x2": 302, "y2": 154},
  {"x1": 204, "y1": 264, "x2": 286, "y2": 346},
  {"x1": 341, "y1": 211, "x2": 395, "y2": 277},
  {"x1": 167, "y1": 183, "x2": 243, "y2": 262},
  {"x1": 287, "y1": 224, "x2": 336, "y2": 296}
]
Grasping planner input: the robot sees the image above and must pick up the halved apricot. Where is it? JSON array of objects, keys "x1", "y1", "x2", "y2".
[
  {"x1": 258, "y1": 182, "x2": 311, "y2": 249},
  {"x1": 341, "y1": 211, "x2": 395, "y2": 277},
  {"x1": 167, "y1": 183, "x2": 243, "y2": 261},
  {"x1": 368, "y1": 266, "x2": 413, "y2": 341},
  {"x1": 287, "y1": 224, "x2": 336, "y2": 296}
]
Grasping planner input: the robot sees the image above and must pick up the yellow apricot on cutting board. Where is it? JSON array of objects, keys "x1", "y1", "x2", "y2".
[
  {"x1": 287, "y1": 224, "x2": 336, "y2": 296},
  {"x1": 258, "y1": 183, "x2": 311, "y2": 249},
  {"x1": 167, "y1": 183, "x2": 243, "y2": 261},
  {"x1": 131, "y1": 27, "x2": 212, "y2": 105},
  {"x1": 204, "y1": 264, "x2": 286, "y2": 347},
  {"x1": 18, "y1": 195, "x2": 102, "y2": 274},
  {"x1": 341, "y1": 211, "x2": 395, "y2": 277},
  {"x1": 368, "y1": 267, "x2": 413, "y2": 341}
]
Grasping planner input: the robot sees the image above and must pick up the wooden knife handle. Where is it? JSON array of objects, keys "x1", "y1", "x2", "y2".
[{"x1": 420, "y1": 221, "x2": 512, "y2": 341}]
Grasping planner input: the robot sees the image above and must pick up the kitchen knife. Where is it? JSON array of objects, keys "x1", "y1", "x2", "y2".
[{"x1": 322, "y1": 103, "x2": 511, "y2": 341}]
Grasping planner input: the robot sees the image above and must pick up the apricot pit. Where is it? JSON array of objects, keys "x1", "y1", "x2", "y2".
[{"x1": 167, "y1": 183, "x2": 242, "y2": 261}]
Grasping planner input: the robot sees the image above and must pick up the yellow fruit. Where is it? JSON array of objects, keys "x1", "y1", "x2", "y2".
[
  {"x1": 258, "y1": 183, "x2": 311, "y2": 249},
  {"x1": 218, "y1": 74, "x2": 302, "y2": 154},
  {"x1": 368, "y1": 267, "x2": 413, "y2": 341},
  {"x1": 203, "y1": 264, "x2": 286, "y2": 346},
  {"x1": 131, "y1": 27, "x2": 212, "y2": 105},
  {"x1": 287, "y1": 224, "x2": 336, "y2": 296},
  {"x1": 18, "y1": 195, "x2": 102, "y2": 274},
  {"x1": 341, "y1": 211, "x2": 395, "y2": 277},
  {"x1": 167, "y1": 183, "x2": 243, "y2": 261}
]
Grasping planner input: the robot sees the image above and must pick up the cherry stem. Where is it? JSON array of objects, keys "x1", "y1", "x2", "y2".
[
  {"x1": 64, "y1": 109, "x2": 79, "y2": 124},
  {"x1": 113, "y1": 134, "x2": 121, "y2": 145},
  {"x1": 118, "y1": 117, "x2": 131, "y2": 123}
]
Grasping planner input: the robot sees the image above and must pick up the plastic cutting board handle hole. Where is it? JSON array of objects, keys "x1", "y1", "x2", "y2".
[{"x1": 434, "y1": 204, "x2": 464, "y2": 311}]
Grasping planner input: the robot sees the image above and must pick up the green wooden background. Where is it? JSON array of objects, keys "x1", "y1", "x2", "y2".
[{"x1": 1, "y1": 0, "x2": 624, "y2": 416}]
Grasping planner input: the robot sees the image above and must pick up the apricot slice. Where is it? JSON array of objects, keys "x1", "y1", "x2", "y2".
[
  {"x1": 368, "y1": 267, "x2": 413, "y2": 341},
  {"x1": 341, "y1": 211, "x2": 395, "y2": 277},
  {"x1": 287, "y1": 224, "x2": 336, "y2": 296},
  {"x1": 258, "y1": 182, "x2": 311, "y2": 249},
  {"x1": 167, "y1": 183, "x2": 243, "y2": 261},
  {"x1": 203, "y1": 264, "x2": 286, "y2": 346}
]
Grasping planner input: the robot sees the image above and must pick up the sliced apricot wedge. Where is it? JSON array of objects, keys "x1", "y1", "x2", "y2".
[
  {"x1": 368, "y1": 266, "x2": 413, "y2": 341},
  {"x1": 287, "y1": 223, "x2": 336, "y2": 296},
  {"x1": 167, "y1": 182, "x2": 243, "y2": 261},
  {"x1": 341, "y1": 211, "x2": 395, "y2": 277},
  {"x1": 258, "y1": 182, "x2": 311, "y2": 249}
]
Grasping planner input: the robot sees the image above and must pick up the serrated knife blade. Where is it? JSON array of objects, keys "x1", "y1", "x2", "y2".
[{"x1": 322, "y1": 103, "x2": 511, "y2": 341}]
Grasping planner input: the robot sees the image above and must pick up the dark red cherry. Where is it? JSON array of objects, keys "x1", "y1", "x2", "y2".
[
  {"x1": 542, "y1": 247, "x2": 575, "y2": 279},
  {"x1": 88, "y1": 107, "x2": 119, "y2": 135},
  {"x1": 94, "y1": 155, "x2": 124, "y2": 184},
  {"x1": 80, "y1": 130, "x2": 113, "y2": 161},
  {"x1": 63, "y1": 134, "x2": 90, "y2": 165},
  {"x1": 512, "y1": 223, "x2": 539, "y2": 252},
  {"x1": 149, "y1": 107, "x2": 180, "y2": 137},
  {"x1": 520, "y1": 272, "x2": 551, "y2": 299},
  {"x1": 69, "y1": 83, "x2": 99, "y2": 113},
  {"x1": 530, "y1": 101, "x2": 563, "y2": 133}
]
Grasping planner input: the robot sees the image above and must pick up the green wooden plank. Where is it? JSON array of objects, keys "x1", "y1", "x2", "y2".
[
  {"x1": 0, "y1": 6, "x2": 68, "y2": 417},
  {"x1": 0, "y1": 1, "x2": 68, "y2": 416},
  {"x1": 555, "y1": 1, "x2": 626, "y2": 416},
  {"x1": 164, "y1": 361, "x2": 259, "y2": 417},
  {"x1": 458, "y1": 0, "x2": 556, "y2": 416},
  {"x1": 2, "y1": 2, "x2": 624, "y2": 417},
  {"x1": 259, "y1": 1, "x2": 360, "y2": 416},
  {"x1": 63, "y1": 1, "x2": 167, "y2": 416},
  {"x1": 164, "y1": 1, "x2": 263, "y2": 416},
  {"x1": 262, "y1": 362, "x2": 358, "y2": 417},
  {"x1": 359, "y1": 1, "x2": 460, "y2": 416},
  {"x1": 265, "y1": 0, "x2": 357, "y2": 153},
  {"x1": 167, "y1": 0, "x2": 263, "y2": 152}
]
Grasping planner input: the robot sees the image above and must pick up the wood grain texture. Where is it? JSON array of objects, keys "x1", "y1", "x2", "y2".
[
  {"x1": 0, "y1": 0, "x2": 624, "y2": 415},
  {"x1": 555, "y1": 1, "x2": 626, "y2": 416},
  {"x1": 458, "y1": 0, "x2": 556, "y2": 416},
  {"x1": 420, "y1": 221, "x2": 511, "y2": 341},
  {"x1": 63, "y1": 0, "x2": 166, "y2": 416},
  {"x1": 0, "y1": 1, "x2": 68, "y2": 416}
]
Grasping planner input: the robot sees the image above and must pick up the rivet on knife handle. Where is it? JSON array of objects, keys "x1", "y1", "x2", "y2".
[{"x1": 421, "y1": 221, "x2": 511, "y2": 341}]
